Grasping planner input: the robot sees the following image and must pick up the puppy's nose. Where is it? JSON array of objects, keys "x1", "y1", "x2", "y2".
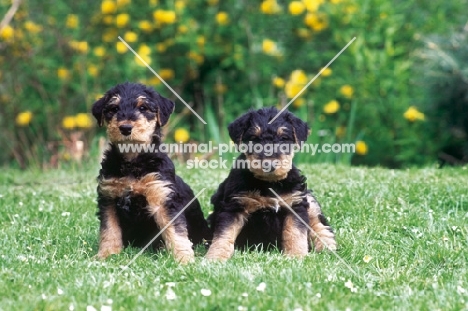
[{"x1": 119, "y1": 124, "x2": 133, "y2": 136}]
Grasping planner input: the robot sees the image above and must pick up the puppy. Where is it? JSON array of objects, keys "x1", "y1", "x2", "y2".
[
  {"x1": 91, "y1": 82, "x2": 211, "y2": 263},
  {"x1": 206, "y1": 107, "x2": 336, "y2": 260}
]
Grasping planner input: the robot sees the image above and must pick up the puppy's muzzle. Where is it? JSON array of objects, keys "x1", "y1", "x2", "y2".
[{"x1": 119, "y1": 124, "x2": 133, "y2": 136}]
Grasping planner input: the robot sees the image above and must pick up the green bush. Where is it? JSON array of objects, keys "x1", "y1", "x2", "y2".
[{"x1": 0, "y1": 0, "x2": 466, "y2": 168}]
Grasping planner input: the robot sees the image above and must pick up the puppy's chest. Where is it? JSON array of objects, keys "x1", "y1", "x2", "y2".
[{"x1": 98, "y1": 172, "x2": 173, "y2": 212}]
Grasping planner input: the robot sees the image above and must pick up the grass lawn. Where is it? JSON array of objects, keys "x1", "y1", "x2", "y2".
[{"x1": 0, "y1": 163, "x2": 467, "y2": 310}]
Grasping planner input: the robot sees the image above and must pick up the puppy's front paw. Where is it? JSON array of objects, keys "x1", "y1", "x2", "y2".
[
  {"x1": 205, "y1": 242, "x2": 235, "y2": 261},
  {"x1": 173, "y1": 247, "x2": 195, "y2": 264},
  {"x1": 311, "y1": 229, "x2": 337, "y2": 252},
  {"x1": 97, "y1": 243, "x2": 123, "y2": 259}
]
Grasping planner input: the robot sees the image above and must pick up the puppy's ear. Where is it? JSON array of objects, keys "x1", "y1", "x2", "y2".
[
  {"x1": 287, "y1": 113, "x2": 310, "y2": 144},
  {"x1": 228, "y1": 111, "x2": 252, "y2": 145},
  {"x1": 91, "y1": 96, "x2": 108, "y2": 127},
  {"x1": 144, "y1": 88, "x2": 175, "y2": 127}
]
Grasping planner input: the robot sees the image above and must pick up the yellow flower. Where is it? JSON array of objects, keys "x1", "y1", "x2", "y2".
[
  {"x1": 216, "y1": 12, "x2": 229, "y2": 25},
  {"x1": 302, "y1": 0, "x2": 322, "y2": 12},
  {"x1": 101, "y1": 0, "x2": 116, "y2": 14},
  {"x1": 15, "y1": 111, "x2": 33, "y2": 126},
  {"x1": 321, "y1": 67, "x2": 332, "y2": 77},
  {"x1": 139, "y1": 20, "x2": 153, "y2": 32},
  {"x1": 340, "y1": 85, "x2": 354, "y2": 98},
  {"x1": 260, "y1": 0, "x2": 281, "y2": 14},
  {"x1": 285, "y1": 82, "x2": 303, "y2": 99},
  {"x1": 102, "y1": 15, "x2": 114, "y2": 25},
  {"x1": 197, "y1": 36, "x2": 206, "y2": 47},
  {"x1": 24, "y1": 21, "x2": 43, "y2": 33},
  {"x1": 178, "y1": 25, "x2": 188, "y2": 34},
  {"x1": 355, "y1": 141, "x2": 368, "y2": 155},
  {"x1": 116, "y1": 41, "x2": 128, "y2": 53},
  {"x1": 0, "y1": 25, "x2": 14, "y2": 40},
  {"x1": 335, "y1": 126, "x2": 346, "y2": 138},
  {"x1": 174, "y1": 128, "x2": 190, "y2": 143},
  {"x1": 289, "y1": 1, "x2": 305, "y2": 15},
  {"x1": 116, "y1": 14, "x2": 130, "y2": 28},
  {"x1": 363, "y1": 255, "x2": 372, "y2": 263},
  {"x1": 70, "y1": 41, "x2": 88, "y2": 53},
  {"x1": 135, "y1": 54, "x2": 151, "y2": 66},
  {"x1": 323, "y1": 100, "x2": 340, "y2": 114},
  {"x1": 148, "y1": 76, "x2": 162, "y2": 85},
  {"x1": 149, "y1": 0, "x2": 159, "y2": 5},
  {"x1": 153, "y1": 10, "x2": 176, "y2": 24},
  {"x1": 75, "y1": 113, "x2": 93, "y2": 128},
  {"x1": 57, "y1": 68, "x2": 70, "y2": 80},
  {"x1": 102, "y1": 29, "x2": 117, "y2": 42},
  {"x1": 138, "y1": 44, "x2": 151, "y2": 56},
  {"x1": 175, "y1": 0, "x2": 185, "y2": 11},
  {"x1": 207, "y1": 0, "x2": 218, "y2": 5},
  {"x1": 290, "y1": 70, "x2": 308, "y2": 84},
  {"x1": 94, "y1": 46, "x2": 106, "y2": 57},
  {"x1": 62, "y1": 116, "x2": 76, "y2": 129},
  {"x1": 159, "y1": 69, "x2": 175, "y2": 80},
  {"x1": 292, "y1": 98, "x2": 305, "y2": 109},
  {"x1": 330, "y1": 0, "x2": 342, "y2": 3},
  {"x1": 345, "y1": 5, "x2": 358, "y2": 14},
  {"x1": 87, "y1": 65, "x2": 99, "y2": 77},
  {"x1": 66, "y1": 14, "x2": 79, "y2": 28},
  {"x1": 404, "y1": 106, "x2": 425, "y2": 122},
  {"x1": 262, "y1": 39, "x2": 277, "y2": 55},
  {"x1": 272, "y1": 77, "x2": 285, "y2": 88},
  {"x1": 117, "y1": 0, "x2": 131, "y2": 6},
  {"x1": 304, "y1": 13, "x2": 328, "y2": 31},
  {"x1": 215, "y1": 83, "x2": 227, "y2": 94},
  {"x1": 296, "y1": 28, "x2": 311, "y2": 39},
  {"x1": 156, "y1": 43, "x2": 167, "y2": 52},
  {"x1": 187, "y1": 51, "x2": 204, "y2": 64},
  {"x1": 124, "y1": 31, "x2": 138, "y2": 42}
]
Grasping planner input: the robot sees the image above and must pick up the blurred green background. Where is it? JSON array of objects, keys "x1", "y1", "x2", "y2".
[{"x1": 1, "y1": 0, "x2": 467, "y2": 169}]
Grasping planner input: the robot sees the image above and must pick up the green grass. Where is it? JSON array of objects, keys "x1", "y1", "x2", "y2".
[{"x1": 1, "y1": 163, "x2": 467, "y2": 310}]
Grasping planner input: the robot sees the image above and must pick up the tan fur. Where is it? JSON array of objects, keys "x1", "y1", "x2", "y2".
[
  {"x1": 136, "y1": 96, "x2": 146, "y2": 107},
  {"x1": 277, "y1": 126, "x2": 288, "y2": 136},
  {"x1": 232, "y1": 191, "x2": 280, "y2": 213},
  {"x1": 245, "y1": 153, "x2": 294, "y2": 182},
  {"x1": 97, "y1": 205, "x2": 123, "y2": 259},
  {"x1": 282, "y1": 213, "x2": 308, "y2": 257},
  {"x1": 142, "y1": 173, "x2": 194, "y2": 264},
  {"x1": 306, "y1": 194, "x2": 337, "y2": 252},
  {"x1": 106, "y1": 113, "x2": 156, "y2": 145},
  {"x1": 205, "y1": 212, "x2": 247, "y2": 261},
  {"x1": 253, "y1": 124, "x2": 262, "y2": 136}
]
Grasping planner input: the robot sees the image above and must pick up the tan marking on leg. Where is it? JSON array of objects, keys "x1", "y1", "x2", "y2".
[
  {"x1": 307, "y1": 194, "x2": 337, "y2": 252},
  {"x1": 141, "y1": 173, "x2": 194, "y2": 264},
  {"x1": 205, "y1": 213, "x2": 247, "y2": 261},
  {"x1": 282, "y1": 213, "x2": 308, "y2": 258},
  {"x1": 97, "y1": 205, "x2": 123, "y2": 259}
]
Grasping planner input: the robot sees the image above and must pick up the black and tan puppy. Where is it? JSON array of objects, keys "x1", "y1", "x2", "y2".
[
  {"x1": 206, "y1": 107, "x2": 336, "y2": 260},
  {"x1": 91, "y1": 82, "x2": 211, "y2": 263}
]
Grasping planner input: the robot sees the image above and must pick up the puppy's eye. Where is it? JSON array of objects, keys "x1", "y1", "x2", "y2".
[
  {"x1": 139, "y1": 106, "x2": 148, "y2": 112},
  {"x1": 280, "y1": 136, "x2": 290, "y2": 141},
  {"x1": 106, "y1": 105, "x2": 119, "y2": 113}
]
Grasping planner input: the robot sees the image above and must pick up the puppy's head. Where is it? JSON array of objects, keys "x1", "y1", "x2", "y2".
[
  {"x1": 92, "y1": 82, "x2": 174, "y2": 144},
  {"x1": 228, "y1": 107, "x2": 309, "y2": 182}
]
